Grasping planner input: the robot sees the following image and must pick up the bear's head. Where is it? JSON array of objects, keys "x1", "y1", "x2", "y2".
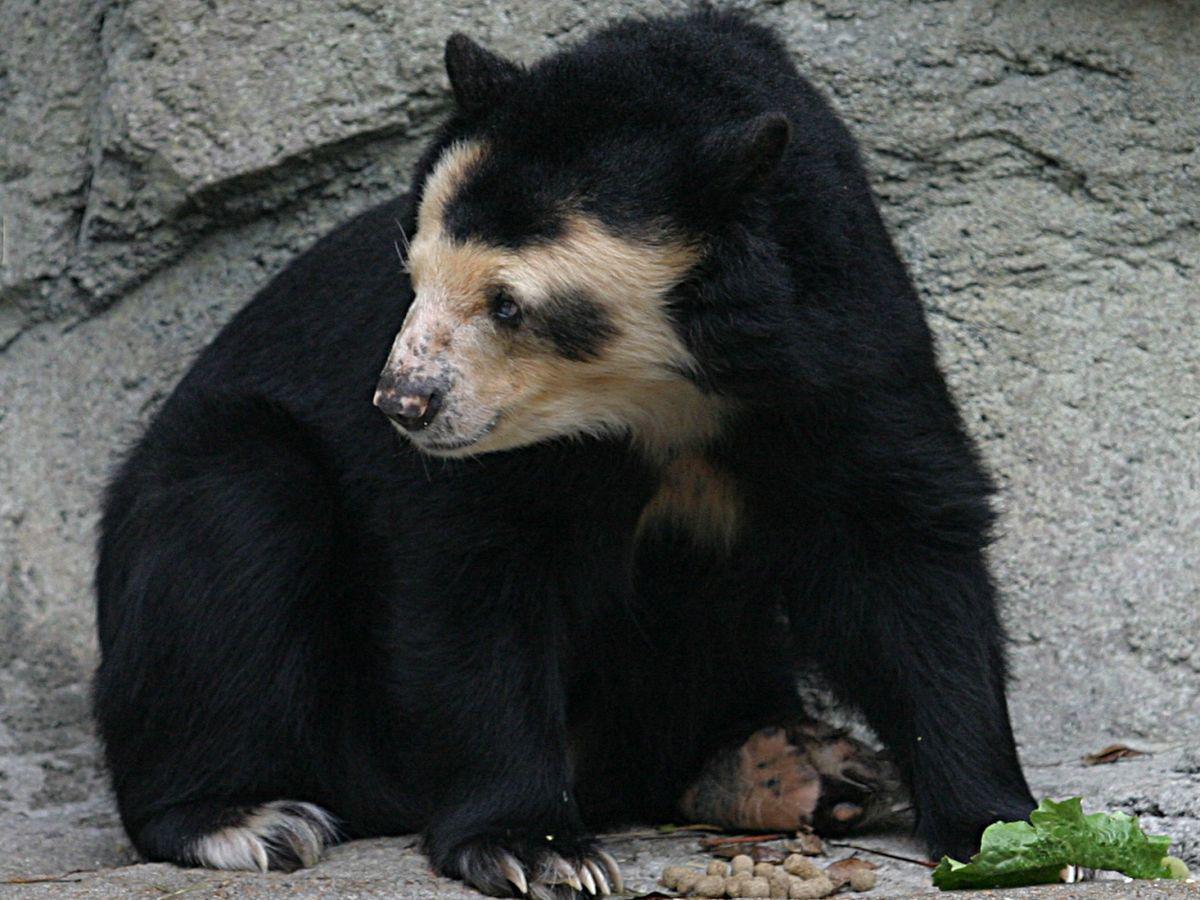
[{"x1": 375, "y1": 33, "x2": 792, "y2": 459}]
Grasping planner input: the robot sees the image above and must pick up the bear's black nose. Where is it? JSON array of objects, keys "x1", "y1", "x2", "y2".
[{"x1": 375, "y1": 383, "x2": 442, "y2": 431}]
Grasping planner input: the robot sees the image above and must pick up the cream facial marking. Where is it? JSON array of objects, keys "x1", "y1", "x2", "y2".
[{"x1": 378, "y1": 139, "x2": 727, "y2": 460}]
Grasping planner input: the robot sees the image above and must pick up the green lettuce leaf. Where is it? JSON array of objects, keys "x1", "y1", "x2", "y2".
[{"x1": 932, "y1": 797, "x2": 1191, "y2": 890}]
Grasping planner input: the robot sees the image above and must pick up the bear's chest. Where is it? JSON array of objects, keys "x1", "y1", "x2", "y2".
[{"x1": 636, "y1": 455, "x2": 743, "y2": 551}]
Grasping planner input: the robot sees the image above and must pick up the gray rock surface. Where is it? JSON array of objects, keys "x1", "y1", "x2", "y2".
[{"x1": 1, "y1": 0, "x2": 1197, "y2": 894}]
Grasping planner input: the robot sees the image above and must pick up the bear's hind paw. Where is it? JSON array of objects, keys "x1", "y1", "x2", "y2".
[
  {"x1": 185, "y1": 800, "x2": 339, "y2": 872},
  {"x1": 680, "y1": 720, "x2": 911, "y2": 836}
]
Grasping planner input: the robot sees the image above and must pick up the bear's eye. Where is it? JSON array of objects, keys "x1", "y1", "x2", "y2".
[{"x1": 490, "y1": 289, "x2": 522, "y2": 326}]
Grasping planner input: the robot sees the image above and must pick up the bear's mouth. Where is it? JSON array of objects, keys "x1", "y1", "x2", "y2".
[{"x1": 405, "y1": 414, "x2": 502, "y2": 456}]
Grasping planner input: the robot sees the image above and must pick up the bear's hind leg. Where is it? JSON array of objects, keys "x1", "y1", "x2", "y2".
[
  {"x1": 679, "y1": 719, "x2": 908, "y2": 835},
  {"x1": 575, "y1": 541, "x2": 906, "y2": 840},
  {"x1": 136, "y1": 800, "x2": 340, "y2": 872},
  {"x1": 96, "y1": 398, "x2": 357, "y2": 870}
]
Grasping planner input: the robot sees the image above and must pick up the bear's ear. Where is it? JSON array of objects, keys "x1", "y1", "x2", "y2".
[
  {"x1": 700, "y1": 112, "x2": 792, "y2": 195},
  {"x1": 444, "y1": 33, "x2": 521, "y2": 117}
]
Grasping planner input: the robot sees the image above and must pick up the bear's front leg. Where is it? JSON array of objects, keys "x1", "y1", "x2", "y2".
[
  {"x1": 787, "y1": 540, "x2": 1036, "y2": 861},
  {"x1": 427, "y1": 827, "x2": 621, "y2": 900},
  {"x1": 400, "y1": 591, "x2": 622, "y2": 898}
]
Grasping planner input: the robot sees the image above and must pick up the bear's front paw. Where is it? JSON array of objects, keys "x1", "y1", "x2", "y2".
[
  {"x1": 436, "y1": 833, "x2": 622, "y2": 899},
  {"x1": 918, "y1": 795, "x2": 1037, "y2": 863}
]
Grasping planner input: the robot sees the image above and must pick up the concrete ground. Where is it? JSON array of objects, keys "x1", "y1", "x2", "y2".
[
  {"x1": 1, "y1": 838, "x2": 1197, "y2": 900},
  {"x1": 3, "y1": 749, "x2": 1197, "y2": 898}
]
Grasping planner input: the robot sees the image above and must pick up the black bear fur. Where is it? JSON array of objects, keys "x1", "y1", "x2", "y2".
[{"x1": 95, "y1": 8, "x2": 1035, "y2": 896}]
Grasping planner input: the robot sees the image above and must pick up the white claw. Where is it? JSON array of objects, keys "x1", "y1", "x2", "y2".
[
  {"x1": 586, "y1": 859, "x2": 611, "y2": 895},
  {"x1": 551, "y1": 856, "x2": 582, "y2": 891},
  {"x1": 250, "y1": 841, "x2": 269, "y2": 873},
  {"x1": 579, "y1": 861, "x2": 597, "y2": 895},
  {"x1": 499, "y1": 852, "x2": 528, "y2": 895},
  {"x1": 597, "y1": 850, "x2": 623, "y2": 893}
]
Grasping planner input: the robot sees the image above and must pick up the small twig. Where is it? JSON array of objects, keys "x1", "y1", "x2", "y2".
[
  {"x1": 700, "y1": 833, "x2": 787, "y2": 849},
  {"x1": 603, "y1": 829, "x2": 688, "y2": 843},
  {"x1": 2, "y1": 876, "x2": 85, "y2": 884},
  {"x1": 155, "y1": 880, "x2": 228, "y2": 899},
  {"x1": 827, "y1": 841, "x2": 937, "y2": 869},
  {"x1": 604, "y1": 825, "x2": 723, "y2": 843}
]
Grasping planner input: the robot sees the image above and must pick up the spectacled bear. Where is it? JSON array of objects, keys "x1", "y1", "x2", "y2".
[{"x1": 95, "y1": 9, "x2": 1036, "y2": 897}]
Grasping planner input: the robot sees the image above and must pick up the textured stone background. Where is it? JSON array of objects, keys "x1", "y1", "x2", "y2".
[{"x1": 1, "y1": 0, "x2": 1197, "y2": 891}]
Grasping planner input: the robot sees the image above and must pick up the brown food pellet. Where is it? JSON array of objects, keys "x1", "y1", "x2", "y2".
[
  {"x1": 849, "y1": 869, "x2": 877, "y2": 892},
  {"x1": 677, "y1": 869, "x2": 702, "y2": 893},
  {"x1": 658, "y1": 847, "x2": 855, "y2": 899},
  {"x1": 788, "y1": 874, "x2": 835, "y2": 899},
  {"x1": 661, "y1": 865, "x2": 689, "y2": 888},
  {"x1": 785, "y1": 832, "x2": 825, "y2": 856},
  {"x1": 783, "y1": 854, "x2": 821, "y2": 879},
  {"x1": 743, "y1": 876, "x2": 771, "y2": 898}
]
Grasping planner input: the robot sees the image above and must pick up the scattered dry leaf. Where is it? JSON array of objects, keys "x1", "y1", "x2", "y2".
[
  {"x1": 751, "y1": 844, "x2": 788, "y2": 864},
  {"x1": 1082, "y1": 744, "x2": 1147, "y2": 766},
  {"x1": 785, "y1": 832, "x2": 826, "y2": 856},
  {"x1": 824, "y1": 857, "x2": 878, "y2": 889}
]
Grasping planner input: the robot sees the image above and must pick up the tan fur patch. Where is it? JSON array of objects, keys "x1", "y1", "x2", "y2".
[
  {"x1": 637, "y1": 455, "x2": 743, "y2": 550},
  {"x1": 389, "y1": 139, "x2": 727, "y2": 459},
  {"x1": 414, "y1": 140, "x2": 490, "y2": 244},
  {"x1": 494, "y1": 214, "x2": 722, "y2": 457}
]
